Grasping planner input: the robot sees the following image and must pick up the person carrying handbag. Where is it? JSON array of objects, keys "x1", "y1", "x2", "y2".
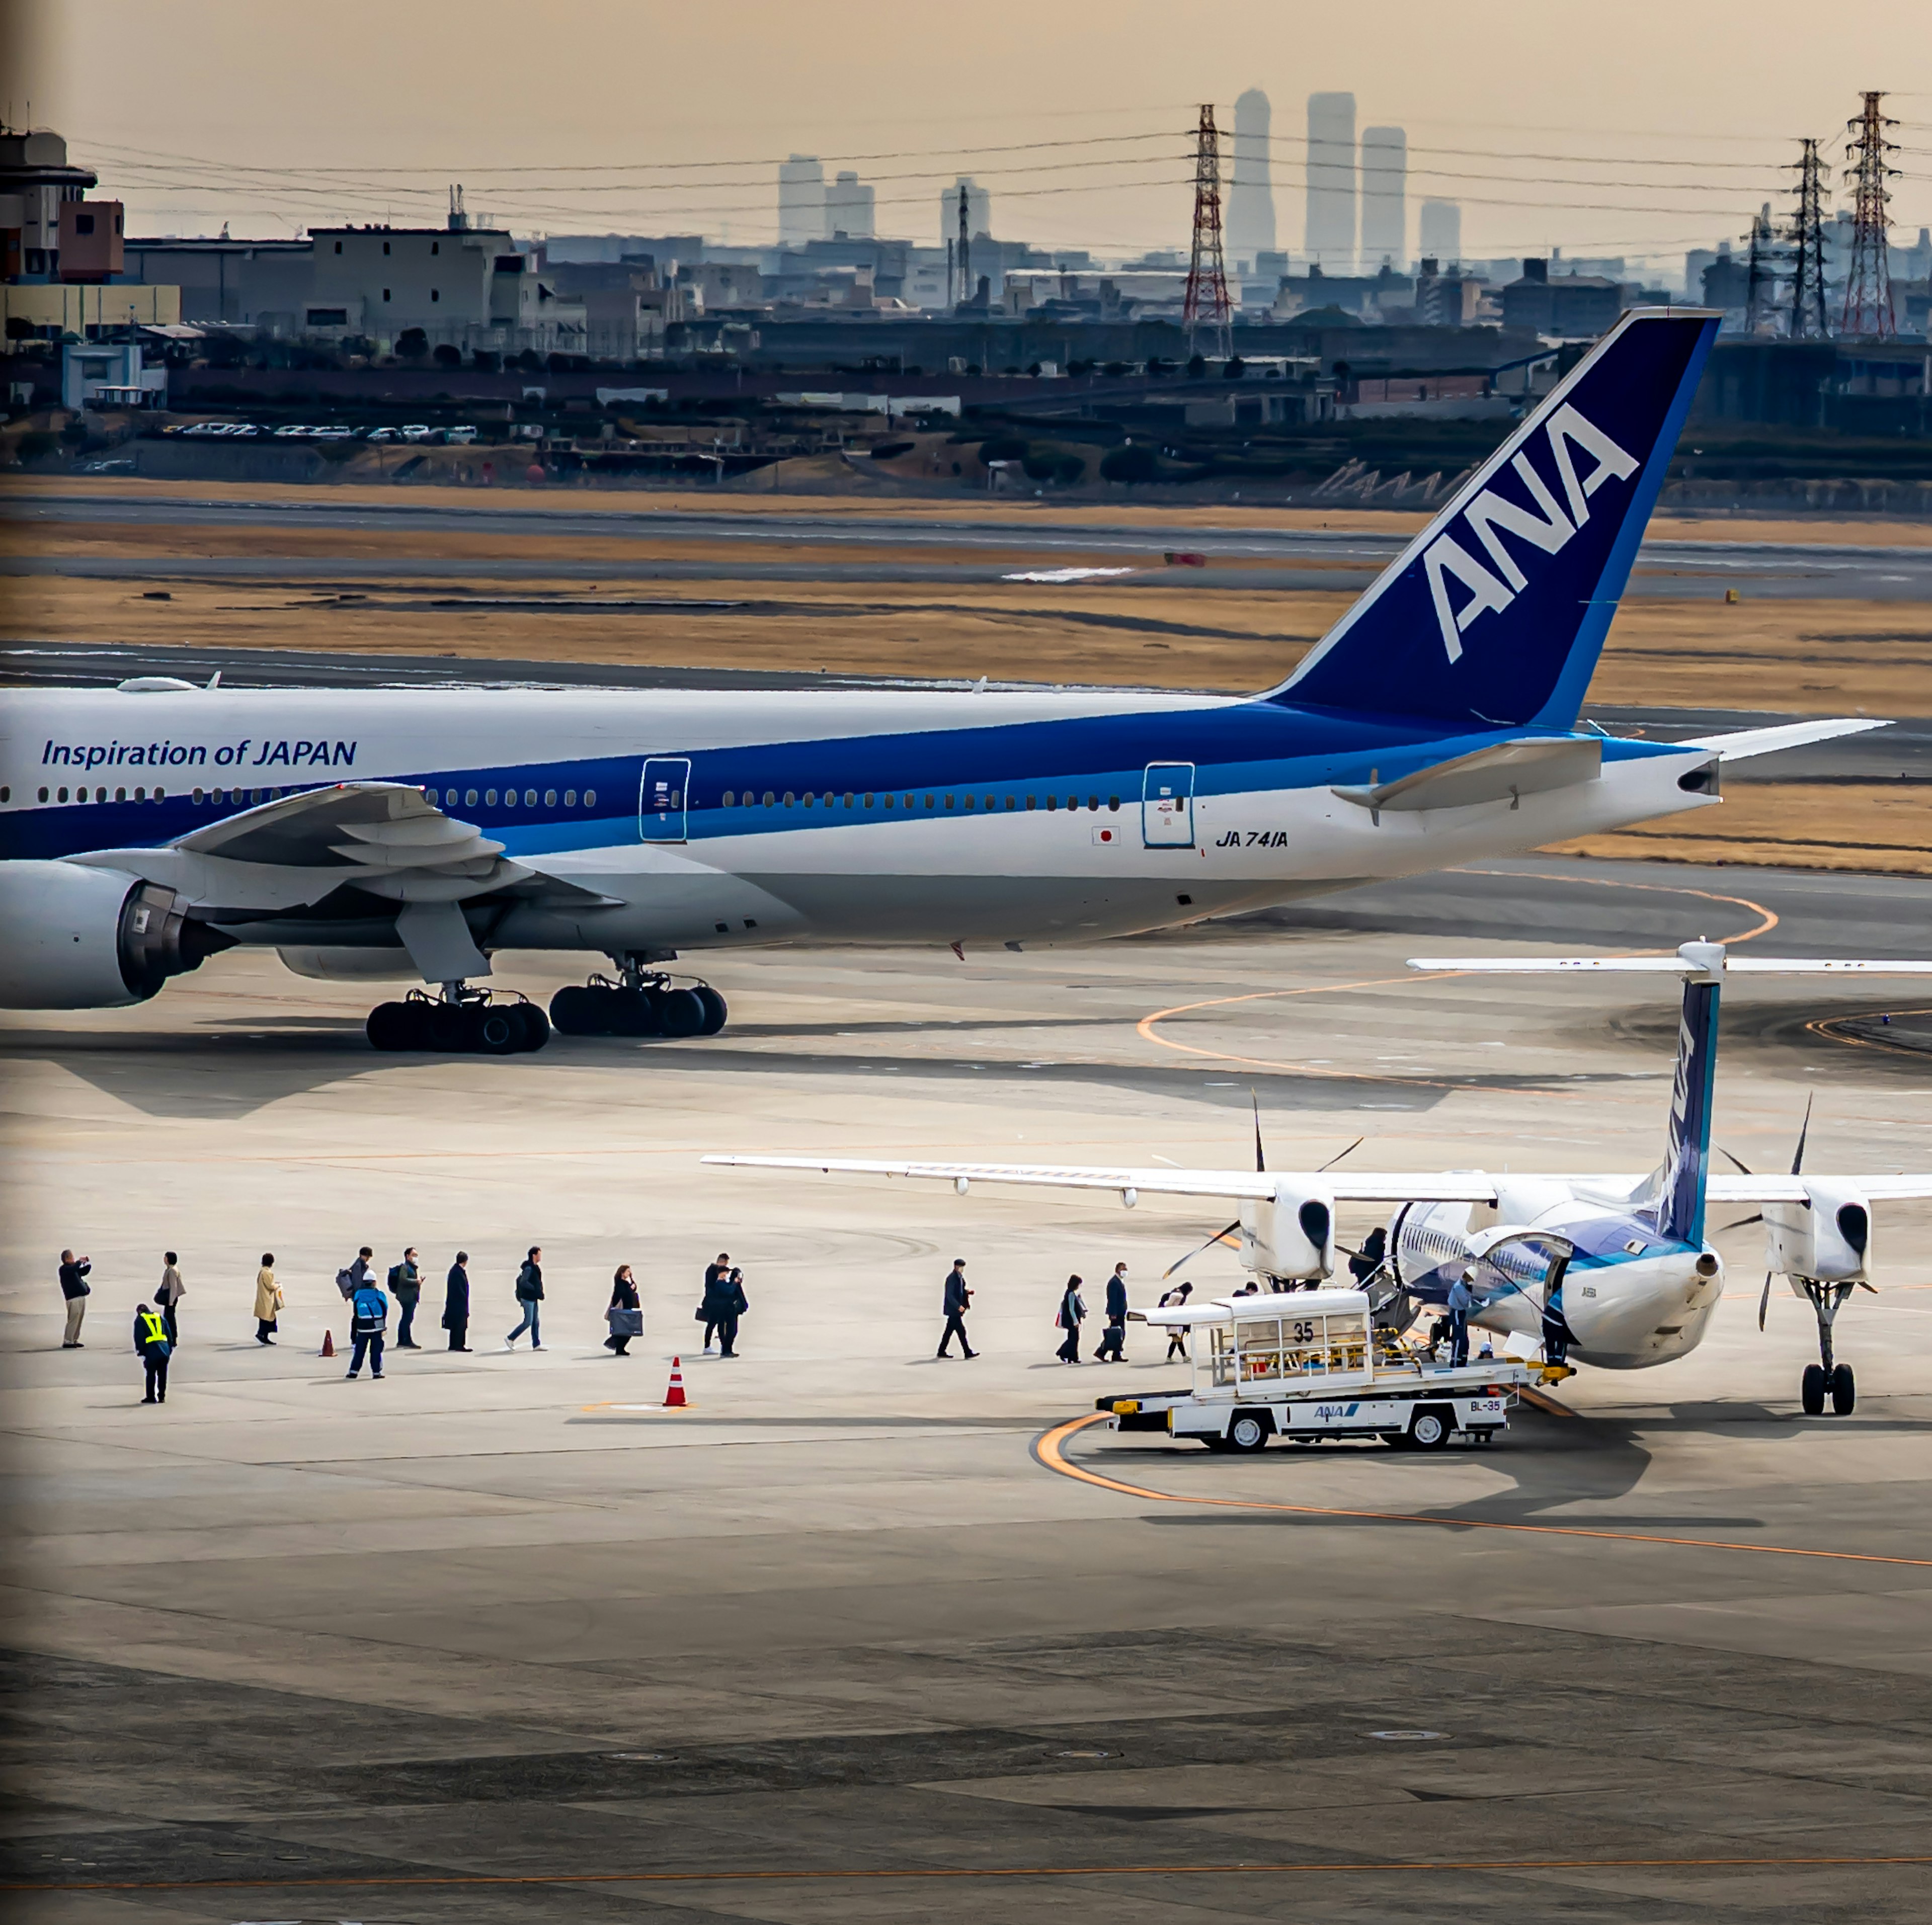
[
  {"x1": 253, "y1": 1255, "x2": 283, "y2": 1345},
  {"x1": 1055, "y1": 1275, "x2": 1085, "y2": 1364},
  {"x1": 605, "y1": 1266, "x2": 643, "y2": 1356}
]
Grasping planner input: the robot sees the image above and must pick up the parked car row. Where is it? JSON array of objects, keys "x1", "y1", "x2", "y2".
[{"x1": 160, "y1": 422, "x2": 478, "y2": 444}]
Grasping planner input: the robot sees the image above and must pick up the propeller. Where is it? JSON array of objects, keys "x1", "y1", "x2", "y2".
[
  {"x1": 1162, "y1": 1220, "x2": 1241, "y2": 1282},
  {"x1": 1759, "y1": 1097, "x2": 1815, "y2": 1332},
  {"x1": 1252, "y1": 1092, "x2": 1266, "y2": 1174}
]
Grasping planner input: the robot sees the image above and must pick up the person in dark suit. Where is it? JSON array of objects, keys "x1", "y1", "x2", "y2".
[
  {"x1": 714, "y1": 1267, "x2": 748, "y2": 1358},
  {"x1": 1055, "y1": 1276, "x2": 1085, "y2": 1364},
  {"x1": 700, "y1": 1251, "x2": 730, "y2": 1352},
  {"x1": 58, "y1": 1250, "x2": 92, "y2": 1349},
  {"x1": 937, "y1": 1259, "x2": 977, "y2": 1359},
  {"x1": 1095, "y1": 1263, "x2": 1131, "y2": 1362},
  {"x1": 442, "y1": 1252, "x2": 471, "y2": 1352},
  {"x1": 389, "y1": 1247, "x2": 423, "y2": 1349}
]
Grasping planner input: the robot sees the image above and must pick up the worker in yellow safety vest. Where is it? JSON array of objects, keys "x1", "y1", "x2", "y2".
[{"x1": 133, "y1": 1302, "x2": 173, "y2": 1405}]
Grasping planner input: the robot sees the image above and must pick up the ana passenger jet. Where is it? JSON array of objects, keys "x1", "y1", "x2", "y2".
[{"x1": 0, "y1": 310, "x2": 1879, "y2": 1051}]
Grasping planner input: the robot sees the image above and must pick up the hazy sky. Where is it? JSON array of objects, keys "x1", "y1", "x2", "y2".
[{"x1": 9, "y1": 0, "x2": 1927, "y2": 269}]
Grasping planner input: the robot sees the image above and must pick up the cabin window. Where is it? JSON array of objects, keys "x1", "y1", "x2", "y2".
[
  {"x1": 544, "y1": 789, "x2": 556, "y2": 807},
  {"x1": 1108, "y1": 796, "x2": 1120, "y2": 810},
  {"x1": 783, "y1": 791, "x2": 795, "y2": 806},
  {"x1": 37, "y1": 787, "x2": 47, "y2": 802},
  {"x1": 465, "y1": 789, "x2": 478, "y2": 806},
  {"x1": 803, "y1": 793, "x2": 815, "y2": 808},
  {"x1": 962, "y1": 795, "x2": 974, "y2": 810},
  {"x1": 115, "y1": 787, "x2": 126, "y2": 802},
  {"x1": 946, "y1": 795, "x2": 956, "y2": 809},
  {"x1": 882, "y1": 794, "x2": 893, "y2": 809},
  {"x1": 154, "y1": 788, "x2": 165, "y2": 801},
  {"x1": 864, "y1": 794, "x2": 875, "y2": 808},
  {"x1": 763, "y1": 791, "x2": 775, "y2": 806},
  {"x1": 134, "y1": 787, "x2": 145, "y2": 801},
  {"x1": 844, "y1": 791, "x2": 855, "y2": 807},
  {"x1": 523, "y1": 789, "x2": 536, "y2": 807},
  {"x1": 1045, "y1": 796, "x2": 1057, "y2": 811},
  {"x1": 58, "y1": 787, "x2": 70, "y2": 802},
  {"x1": 564, "y1": 789, "x2": 576, "y2": 807},
  {"x1": 584, "y1": 790, "x2": 596, "y2": 807},
  {"x1": 486, "y1": 788, "x2": 499, "y2": 805},
  {"x1": 722, "y1": 790, "x2": 735, "y2": 807}
]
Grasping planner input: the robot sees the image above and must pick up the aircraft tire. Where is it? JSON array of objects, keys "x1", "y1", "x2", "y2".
[
  {"x1": 1830, "y1": 1363, "x2": 1856, "y2": 1416},
  {"x1": 1800, "y1": 1363, "x2": 1827, "y2": 1416},
  {"x1": 428, "y1": 999, "x2": 470, "y2": 1052},
  {"x1": 1226, "y1": 1411, "x2": 1271, "y2": 1453},
  {"x1": 693, "y1": 985, "x2": 729, "y2": 1036},
  {"x1": 608, "y1": 989, "x2": 664, "y2": 1038},
  {"x1": 549, "y1": 985, "x2": 607, "y2": 1036},
  {"x1": 366, "y1": 1000, "x2": 413, "y2": 1051},
  {"x1": 473, "y1": 1005, "x2": 521, "y2": 1056},
  {"x1": 510, "y1": 1002, "x2": 551, "y2": 1052},
  {"x1": 1407, "y1": 1406, "x2": 1453, "y2": 1450},
  {"x1": 655, "y1": 986, "x2": 707, "y2": 1038}
]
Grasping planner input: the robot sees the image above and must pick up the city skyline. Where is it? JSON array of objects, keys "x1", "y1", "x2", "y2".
[{"x1": 6, "y1": 0, "x2": 1923, "y2": 273}]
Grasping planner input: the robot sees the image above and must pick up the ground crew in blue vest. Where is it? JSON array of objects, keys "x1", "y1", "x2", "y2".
[
  {"x1": 133, "y1": 1302, "x2": 172, "y2": 1404},
  {"x1": 389, "y1": 1247, "x2": 423, "y2": 1349},
  {"x1": 1094, "y1": 1262, "x2": 1131, "y2": 1362},
  {"x1": 1447, "y1": 1269, "x2": 1476, "y2": 1368},
  {"x1": 936, "y1": 1258, "x2": 977, "y2": 1359},
  {"x1": 347, "y1": 1274, "x2": 389, "y2": 1379}
]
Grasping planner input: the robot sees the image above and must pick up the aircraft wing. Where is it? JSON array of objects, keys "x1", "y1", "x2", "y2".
[
  {"x1": 1707, "y1": 1174, "x2": 1932, "y2": 1203},
  {"x1": 1677, "y1": 717, "x2": 1890, "y2": 760},
  {"x1": 700, "y1": 1154, "x2": 1502, "y2": 1204}
]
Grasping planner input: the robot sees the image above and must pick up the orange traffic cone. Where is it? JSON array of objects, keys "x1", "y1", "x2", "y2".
[
  {"x1": 321, "y1": 1329, "x2": 335, "y2": 1358},
  {"x1": 664, "y1": 1357, "x2": 688, "y2": 1408}
]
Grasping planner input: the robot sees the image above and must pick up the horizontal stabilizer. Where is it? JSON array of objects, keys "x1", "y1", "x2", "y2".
[
  {"x1": 1680, "y1": 717, "x2": 1890, "y2": 760},
  {"x1": 1412, "y1": 946, "x2": 1932, "y2": 978}
]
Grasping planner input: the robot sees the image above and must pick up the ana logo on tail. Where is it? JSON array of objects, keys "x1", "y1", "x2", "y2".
[{"x1": 1424, "y1": 403, "x2": 1639, "y2": 664}]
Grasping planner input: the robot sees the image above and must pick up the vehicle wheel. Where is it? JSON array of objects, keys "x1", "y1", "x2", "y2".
[
  {"x1": 1800, "y1": 1363, "x2": 1826, "y2": 1415},
  {"x1": 510, "y1": 1002, "x2": 551, "y2": 1052},
  {"x1": 1407, "y1": 1406, "x2": 1453, "y2": 1451},
  {"x1": 428, "y1": 999, "x2": 470, "y2": 1052},
  {"x1": 608, "y1": 989, "x2": 664, "y2": 1038},
  {"x1": 1226, "y1": 1411, "x2": 1271, "y2": 1454},
  {"x1": 548, "y1": 985, "x2": 605, "y2": 1036},
  {"x1": 1830, "y1": 1363, "x2": 1856, "y2": 1416},
  {"x1": 693, "y1": 985, "x2": 729, "y2": 1036},
  {"x1": 655, "y1": 986, "x2": 707, "y2": 1038},
  {"x1": 473, "y1": 1005, "x2": 521, "y2": 1055},
  {"x1": 366, "y1": 1000, "x2": 411, "y2": 1050}
]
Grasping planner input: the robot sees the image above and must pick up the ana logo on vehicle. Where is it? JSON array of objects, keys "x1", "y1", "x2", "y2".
[{"x1": 1423, "y1": 403, "x2": 1639, "y2": 664}]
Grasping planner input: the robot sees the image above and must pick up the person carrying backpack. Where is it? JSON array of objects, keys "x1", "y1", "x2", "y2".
[
  {"x1": 388, "y1": 1247, "x2": 423, "y2": 1349},
  {"x1": 347, "y1": 1276, "x2": 388, "y2": 1380},
  {"x1": 336, "y1": 1247, "x2": 373, "y2": 1302},
  {"x1": 133, "y1": 1302, "x2": 172, "y2": 1404},
  {"x1": 506, "y1": 1247, "x2": 544, "y2": 1350}
]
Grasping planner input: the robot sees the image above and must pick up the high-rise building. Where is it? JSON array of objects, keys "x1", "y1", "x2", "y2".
[
  {"x1": 778, "y1": 155, "x2": 827, "y2": 246},
  {"x1": 827, "y1": 171, "x2": 874, "y2": 240},
  {"x1": 1360, "y1": 126, "x2": 1406, "y2": 269},
  {"x1": 1227, "y1": 89, "x2": 1275, "y2": 270},
  {"x1": 940, "y1": 177, "x2": 991, "y2": 246},
  {"x1": 1305, "y1": 93, "x2": 1356, "y2": 272},
  {"x1": 1418, "y1": 198, "x2": 1462, "y2": 265}
]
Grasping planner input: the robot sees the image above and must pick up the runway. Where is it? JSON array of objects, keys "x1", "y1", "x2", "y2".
[
  {"x1": 4, "y1": 854, "x2": 1930, "y2": 1920},
  {"x1": 8, "y1": 490, "x2": 1932, "y2": 600}
]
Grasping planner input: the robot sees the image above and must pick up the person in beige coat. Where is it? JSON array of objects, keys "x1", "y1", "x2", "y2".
[{"x1": 253, "y1": 1255, "x2": 284, "y2": 1346}]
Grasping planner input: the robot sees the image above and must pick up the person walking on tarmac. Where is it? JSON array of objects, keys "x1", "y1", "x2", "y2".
[
  {"x1": 937, "y1": 1259, "x2": 977, "y2": 1359},
  {"x1": 389, "y1": 1247, "x2": 423, "y2": 1349},
  {"x1": 699, "y1": 1252, "x2": 730, "y2": 1352},
  {"x1": 1159, "y1": 1281, "x2": 1193, "y2": 1360},
  {"x1": 58, "y1": 1250, "x2": 92, "y2": 1349},
  {"x1": 605, "y1": 1266, "x2": 642, "y2": 1357},
  {"x1": 1094, "y1": 1263, "x2": 1131, "y2": 1362},
  {"x1": 253, "y1": 1255, "x2": 283, "y2": 1345},
  {"x1": 443, "y1": 1252, "x2": 471, "y2": 1352},
  {"x1": 713, "y1": 1266, "x2": 748, "y2": 1358},
  {"x1": 1055, "y1": 1275, "x2": 1086, "y2": 1364},
  {"x1": 156, "y1": 1253, "x2": 186, "y2": 1348},
  {"x1": 1447, "y1": 1269, "x2": 1476, "y2": 1368},
  {"x1": 506, "y1": 1247, "x2": 544, "y2": 1350},
  {"x1": 347, "y1": 1274, "x2": 388, "y2": 1380},
  {"x1": 133, "y1": 1302, "x2": 172, "y2": 1404}
]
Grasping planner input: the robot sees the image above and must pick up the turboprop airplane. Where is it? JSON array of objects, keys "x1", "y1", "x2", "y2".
[
  {"x1": 703, "y1": 943, "x2": 1932, "y2": 1417},
  {"x1": 0, "y1": 310, "x2": 1881, "y2": 1052}
]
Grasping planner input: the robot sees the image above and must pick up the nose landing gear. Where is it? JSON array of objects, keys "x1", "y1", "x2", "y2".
[
  {"x1": 366, "y1": 984, "x2": 551, "y2": 1055},
  {"x1": 1796, "y1": 1278, "x2": 1857, "y2": 1416},
  {"x1": 549, "y1": 960, "x2": 728, "y2": 1040}
]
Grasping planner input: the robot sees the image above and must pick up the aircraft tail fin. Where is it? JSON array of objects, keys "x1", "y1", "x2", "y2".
[
  {"x1": 1275, "y1": 308, "x2": 1719, "y2": 730},
  {"x1": 1655, "y1": 968, "x2": 1721, "y2": 1246}
]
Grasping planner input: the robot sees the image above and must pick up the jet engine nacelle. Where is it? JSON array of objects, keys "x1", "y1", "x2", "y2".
[
  {"x1": 1765, "y1": 1181, "x2": 1871, "y2": 1283},
  {"x1": 0, "y1": 861, "x2": 213, "y2": 1009},
  {"x1": 1239, "y1": 1184, "x2": 1336, "y2": 1283}
]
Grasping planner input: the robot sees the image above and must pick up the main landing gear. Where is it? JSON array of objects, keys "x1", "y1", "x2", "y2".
[
  {"x1": 1797, "y1": 1278, "x2": 1858, "y2": 1416},
  {"x1": 366, "y1": 985, "x2": 551, "y2": 1055},
  {"x1": 548, "y1": 961, "x2": 727, "y2": 1040}
]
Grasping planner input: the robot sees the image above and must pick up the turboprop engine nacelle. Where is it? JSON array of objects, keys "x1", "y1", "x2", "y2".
[
  {"x1": 1766, "y1": 1182, "x2": 1871, "y2": 1283},
  {"x1": 1239, "y1": 1184, "x2": 1336, "y2": 1283}
]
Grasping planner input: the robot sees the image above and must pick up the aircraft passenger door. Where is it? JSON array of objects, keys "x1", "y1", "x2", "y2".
[
  {"x1": 1141, "y1": 762, "x2": 1196, "y2": 848},
  {"x1": 638, "y1": 757, "x2": 691, "y2": 843}
]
